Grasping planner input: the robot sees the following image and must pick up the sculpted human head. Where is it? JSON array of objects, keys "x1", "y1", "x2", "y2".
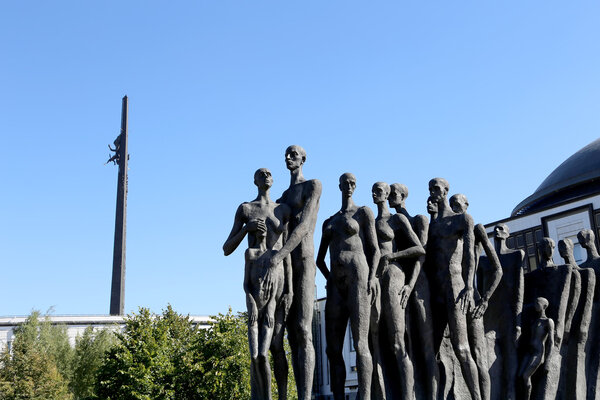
[
  {"x1": 558, "y1": 238, "x2": 574, "y2": 260},
  {"x1": 285, "y1": 145, "x2": 307, "y2": 171},
  {"x1": 540, "y1": 237, "x2": 555, "y2": 260},
  {"x1": 449, "y1": 193, "x2": 469, "y2": 214},
  {"x1": 429, "y1": 178, "x2": 449, "y2": 203},
  {"x1": 253, "y1": 168, "x2": 273, "y2": 190},
  {"x1": 372, "y1": 182, "x2": 390, "y2": 204},
  {"x1": 534, "y1": 297, "x2": 549, "y2": 313},
  {"x1": 339, "y1": 173, "x2": 357, "y2": 198},
  {"x1": 388, "y1": 183, "x2": 408, "y2": 208},
  {"x1": 426, "y1": 196, "x2": 438, "y2": 216},
  {"x1": 578, "y1": 229, "x2": 595, "y2": 249},
  {"x1": 494, "y1": 223, "x2": 510, "y2": 240}
]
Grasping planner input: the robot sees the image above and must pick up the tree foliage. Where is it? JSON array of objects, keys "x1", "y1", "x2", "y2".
[
  {"x1": 71, "y1": 327, "x2": 115, "y2": 399},
  {"x1": 0, "y1": 311, "x2": 73, "y2": 400},
  {"x1": 96, "y1": 306, "x2": 297, "y2": 400}
]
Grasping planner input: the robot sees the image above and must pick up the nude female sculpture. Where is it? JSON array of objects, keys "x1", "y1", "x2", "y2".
[
  {"x1": 425, "y1": 178, "x2": 482, "y2": 400},
  {"x1": 389, "y1": 183, "x2": 439, "y2": 400},
  {"x1": 259, "y1": 145, "x2": 321, "y2": 400},
  {"x1": 317, "y1": 173, "x2": 380, "y2": 400},
  {"x1": 223, "y1": 168, "x2": 292, "y2": 400},
  {"x1": 450, "y1": 193, "x2": 502, "y2": 400},
  {"x1": 372, "y1": 182, "x2": 425, "y2": 400},
  {"x1": 519, "y1": 297, "x2": 555, "y2": 400}
]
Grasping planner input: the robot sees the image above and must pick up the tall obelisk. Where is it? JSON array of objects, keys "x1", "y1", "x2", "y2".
[{"x1": 108, "y1": 96, "x2": 129, "y2": 315}]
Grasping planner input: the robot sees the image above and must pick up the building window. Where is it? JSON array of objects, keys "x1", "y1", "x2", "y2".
[{"x1": 508, "y1": 226, "x2": 543, "y2": 272}]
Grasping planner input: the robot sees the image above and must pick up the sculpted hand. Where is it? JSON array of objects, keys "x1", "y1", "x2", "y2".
[
  {"x1": 281, "y1": 292, "x2": 293, "y2": 319},
  {"x1": 399, "y1": 285, "x2": 412, "y2": 309},
  {"x1": 258, "y1": 252, "x2": 279, "y2": 296},
  {"x1": 246, "y1": 219, "x2": 267, "y2": 235},
  {"x1": 514, "y1": 326, "x2": 521, "y2": 343},
  {"x1": 471, "y1": 298, "x2": 488, "y2": 319},
  {"x1": 247, "y1": 297, "x2": 258, "y2": 326},
  {"x1": 368, "y1": 279, "x2": 379, "y2": 306},
  {"x1": 456, "y1": 287, "x2": 474, "y2": 315}
]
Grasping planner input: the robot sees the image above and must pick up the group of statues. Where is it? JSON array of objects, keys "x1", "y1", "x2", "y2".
[{"x1": 223, "y1": 145, "x2": 600, "y2": 400}]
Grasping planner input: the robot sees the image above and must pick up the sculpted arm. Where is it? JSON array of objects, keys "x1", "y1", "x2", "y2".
[
  {"x1": 316, "y1": 220, "x2": 331, "y2": 280},
  {"x1": 244, "y1": 251, "x2": 258, "y2": 325},
  {"x1": 223, "y1": 205, "x2": 247, "y2": 256},
  {"x1": 361, "y1": 207, "x2": 381, "y2": 282},
  {"x1": 273, "y1": 180, "x2": 322, "y2": 265},
  {"x1": 456, "y1": 214, "x2": 476, "y2": 314},
  {"x1": 472, "y1": 224, "x2": 503, "y2": 319},
  {"x1": 545, "y1": 318, "x2": 555, "y2": 371},
  {"x1": 281, "y1": 222, "x2": 294, "y2": 315},
  {"x1": 564, "y1": 270, "x2": 581, "y2": 339},
  {"x1": 414, "y1": 214, "x2": 429, "y2": 246},
  {"x1": 463, "y1": 214, "x2": 476, "y2": 290},
  {"x1": 387, "y1": 215, "x2": 425, "y2": 290},
  {"x1": 514, "y1": 251, "x2": 525, "y2": 340}
]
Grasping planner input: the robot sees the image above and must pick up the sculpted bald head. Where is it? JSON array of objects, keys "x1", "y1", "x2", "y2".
[
  {"x1": 429, "y1": 178, "x2": 449, "y2": 203},
  {"x1": 285, "y1": 145, "x2": 307, "y2": 171},
  {"x1": 372, "y1": 181, "x2": 390, "y2": 204},
  {"x1": 578, "y1": 229, "x2": 595, "y2": 249},
  {"x1": 388, "y1": 183, "x2": 408, "y2": 208},
  {"x1": 450, "y1": 193, "x2": 469, "y2": 214}
]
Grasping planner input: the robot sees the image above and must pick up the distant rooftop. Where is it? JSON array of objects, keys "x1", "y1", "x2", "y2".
[{"x1": 0, "y1": 314, "x2": 211, "y2": 327}]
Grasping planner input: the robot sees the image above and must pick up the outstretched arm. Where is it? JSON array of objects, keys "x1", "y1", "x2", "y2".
[
  {"x1": 472, "y1": 224, "x2": 503, "y2": 318},
  {"x1": 272, "y1": 180, "x2": 322, "y2": 266}
]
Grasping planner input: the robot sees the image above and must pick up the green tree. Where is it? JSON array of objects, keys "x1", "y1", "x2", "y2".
[
  {"x1": 71, "y1": 327, "x2": 115, "y2": 399},
  {"x1": 95, "y1": 306, "x2": 297, "y2": 400},
  {"x1": 0, "y1": 311, "x2": 72, "y2": 400},
  {"x1": 95, "y1": 305, "x2": 200, "y2": 399}
]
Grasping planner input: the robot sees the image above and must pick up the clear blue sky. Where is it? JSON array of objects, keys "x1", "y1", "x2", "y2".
[{"x1": 1, "y1": 2, "x2": 599, "y2": 317}]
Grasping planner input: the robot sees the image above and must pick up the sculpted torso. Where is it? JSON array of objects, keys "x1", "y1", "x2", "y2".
[
  {"x1": 429, "y1": 214, "x2": 469, "y2": 279},
  {"x1": 278, "y1": 179, "x2": 320, "y2": 254},
  {"x1": 323, "y1": 207, "x2": 370, "y2": 281},
  {"x1": 240, "y1": 201, "x2": 289, "y2": 250}
]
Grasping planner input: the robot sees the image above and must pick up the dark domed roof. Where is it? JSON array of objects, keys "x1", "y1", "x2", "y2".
[{"x1": 512, "y1": 137, "x2": 600, "y2": 216}]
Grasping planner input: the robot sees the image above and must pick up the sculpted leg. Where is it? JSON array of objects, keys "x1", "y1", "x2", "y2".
[
  {"x1": 411, "y1": 272, "x2": 439, "y2": 400},
  {"x1": 370, "y1": 284, "x2": 386, "y2": 399},
  {"x1": 503, "y1": 332, "x2": 518, "y2": 400},
  {"x1": 470, "y1": 317, "x2": 491, "y2": 400},
  {"x1": 384, "y1": 268, "x2": 414, "y2": 400},
  {"x1": 448, "y1": 303, "x2": 482, "y2": 400},
  {"x1": 325, "y1": 284, "x2": 349, "y2": 400},
  {"x1": 289, "y1": 261, "x2": 316, "y2": 400},
  {"x1": 271, "y1": 304, "x2": 288, "y2": 400},
  {"x1": 349, "y1": 280, "x2": 373, "y2": 400}
]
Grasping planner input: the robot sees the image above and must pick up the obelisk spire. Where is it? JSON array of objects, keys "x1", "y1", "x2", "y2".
[{"x1": 107, "y1": 96, "x2": 129, "y2": 315}]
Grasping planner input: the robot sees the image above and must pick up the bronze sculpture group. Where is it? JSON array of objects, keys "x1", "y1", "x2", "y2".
[{"x1": 224, "y1": 145, "x2": 600, "y2": 400}]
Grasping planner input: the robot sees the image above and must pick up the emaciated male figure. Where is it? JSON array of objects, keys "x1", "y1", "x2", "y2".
[
  {"x1": 450, "y1": 193, "x2": 503, "y2": 400},
  {"x1": 388, "y1": 183, "x2": 439, "y2": 400},
  {"x1": 425, "y1": 178, "x2": 482, "y2": 400},
  {"x1": 260, "y1": 145, "x2": 321, "y2": 400}
]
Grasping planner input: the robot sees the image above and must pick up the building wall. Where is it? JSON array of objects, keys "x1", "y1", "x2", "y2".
[{"x1": 0, "y1": 315, "x2": 211, "y2": 352}]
